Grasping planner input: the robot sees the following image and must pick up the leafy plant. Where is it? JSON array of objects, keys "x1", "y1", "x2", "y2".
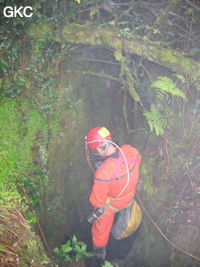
[
  {"x1": 118, "y1": 28, "x2": 134, "y2": 40},
  {"x1": 143, "y1": 104, "x2": 167, "y2": 136},
  {"x1": 54, "y1": 235, "x2": 92, "y2": 263},
  {"x1": 102, "y1": 261, "x2": 115, "y2": 267},
  {"x1": 173, "y1": 74, "x2": 186, "y2": 83},
  {"x1": 151, "y1": 76, "x2": 186, "y2": 100},
  {"x1": 144, "y1": 75, "x2": 187, "y2": 135}
]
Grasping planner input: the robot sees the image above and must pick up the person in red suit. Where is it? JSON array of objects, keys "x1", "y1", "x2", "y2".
[{"x1": 85, "y1": 126, "x2": 142, "y2": 261}]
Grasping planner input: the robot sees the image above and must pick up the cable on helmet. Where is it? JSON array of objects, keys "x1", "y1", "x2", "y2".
[{"x1": 85, "y1": 127, "x2": 130, "y2": 198}]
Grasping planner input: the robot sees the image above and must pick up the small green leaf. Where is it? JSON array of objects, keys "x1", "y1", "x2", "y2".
[
  {"x1": 103, "y1": 0, "x2": 113, "y2": 13},
  {"x1": 75, "y1": 253, "x2": 82, "y2": 261},
  {"x1": 54, "y1": 248, "x2": 59, "y2": 254},
  {"x1": 195, "y1": 84, "x2": 200, "y2": 91},
  {"x1": 187, "y1": 7, "x2": 193, "y2": 15},
  {"x1": 62, "y1": 246, "x2": 73, "y2": 253},
  {"x1": 64, "y1": 254, "x2": 72, "y2": 262},
  {"x1": 0, "y1": 60, "x2": 9, "y2": 68},
  {"x1": 1, "y1": 40, "x2": 10, "y2": 49},
  {"x1": 173, "y1": 74, "x2": 185, "y2": 83},
  {"x1": 72, "y1": 235, "x2": 77, "y2": 242},
  {"x1": 90, "y1": 8, "x2": 98, "y2": 18}
]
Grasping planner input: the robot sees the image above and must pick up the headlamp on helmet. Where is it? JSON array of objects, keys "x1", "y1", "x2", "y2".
[{"x1": 85, "y1": 127, "x2": 112, "y2": 150}]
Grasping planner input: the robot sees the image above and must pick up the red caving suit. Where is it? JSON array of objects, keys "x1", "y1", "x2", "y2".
[{"x1": 89, "y1": 144, "x2": 142, "y2": 247}]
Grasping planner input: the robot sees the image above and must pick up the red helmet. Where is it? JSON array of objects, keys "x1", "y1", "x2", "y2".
[{"x1": 85, "y1": 126, "x2": 112, "y2": 150}]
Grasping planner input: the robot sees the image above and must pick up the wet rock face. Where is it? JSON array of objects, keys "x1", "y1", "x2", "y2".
[
  {"x1": 172, "y1": 223, "x2": 200, "y2": 255},
  {"x1": 168, "y1": 188, "x2": 200, "y2": 258},
  {"x1": 160, "y1": 183, "x2": 200, "y2": 262}
]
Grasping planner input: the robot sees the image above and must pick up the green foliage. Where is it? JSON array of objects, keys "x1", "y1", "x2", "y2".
[
  {"x1": 22, "y1": 168, "x2": 49, "y2": 207},
  {"x1": 143, "y1": 104, "x2": 167, "y2": 136},
  {"x1": 140, "y1": 164, "x2": 156, "y2": 196},
  {"x1": 118, "y1": 28, "x2": 134, "y2": 40},
  {"x1": 0, "y1": 41, "x2": 23, "y2": 97},
  {"x1": 0, "y1": 98, "x2": 49, "y2": 208},
  {"x1": 54, "y1": 235, "x2": 92, "y2": 263},
  {"x1": 102, "y1": 261, "x2": 115, "y2": 267},
  {"x1": 167, "y1": 200, "x2": 181, "y2": 218},
  {"x1": 0, "y1": 1, "x2": 47, "y2": 98},
  {"x1": 173, "y1": 74, "x2": 186, "y2": 83},
  {"x1": 0, "y1": 185, "x2": 26, "y2": 210},
  {"x1": 144, "y1": 75, "x2": 187, "y2": 135},
  {"x1": 113, "y1": 49, "x2": 123, "y2": 62},
  {"x1": 143, "y1": 175, "x2": 156, "y2": 195},
  {"x1": 151, "y1": 76, "x2": 186, "y2": 100}
]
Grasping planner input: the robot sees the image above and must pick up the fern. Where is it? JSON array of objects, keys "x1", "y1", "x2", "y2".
[
  {"x1": 143, "y1": 75, "x2": 186, "y2": 136},
  {"x1": 151, "y1": 76, "x2": 186, "y2": 100},
  {"x1": 143, "y1": 104, "x2": 167, "y2": 136},
  {"x1": 173, "y1": 74, "x2": 186, "y2": 83}
]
